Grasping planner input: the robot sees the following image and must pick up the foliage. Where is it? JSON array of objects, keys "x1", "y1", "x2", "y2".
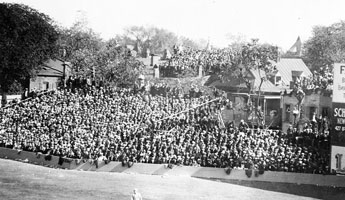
[
  {"x1": 58, "y1": 23, "x2": 203, "y2": 87},
  {"x1": 119, "y1": 25, "x2": 206, "y2": 57},
  {"x1": 97, "y1": 43, "x2": 145, "y2": 87},
  {"x1": 121, "y1": 25, "x2": 178, "y2": 56},
  {"x1": 58, "y1": 21, "x2": 145, "y2": 87},
  {"x1": 57, "y1": 21, "x2": 103, "y2": 76},
  {"x1": 298, "y1": 21, "x2": 345, "y2": 91},
  {"x1": 150, "y1": 28, "x2": 179, "y2": 54},
  {"x1": 6, "y1": 80, "x2": 23, "y2": 95},
  {"x1": 303, "y1": 20, "x2": 345, "y2": 72},
  {"x1": 222, "y1": 39, "x2": 279, "y2": 126},
  {"x1": 238, "y1": 40, "x2": 278, "y2": 91},
  {"x1": 242, "y1": 41, "x2": 278, "y2": 126},
  {"x1": 106, "y1": 57, "x2": 144, "y2": 87},
  {"x1": 178, "y1": 36, "x2": 207, "y2": 50},
  {"x1": 0, "y1": 3, "x2": 59, "y2": 93}
]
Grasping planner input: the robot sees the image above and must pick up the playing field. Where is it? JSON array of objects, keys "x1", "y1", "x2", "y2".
[{"x1": 0, "y1": 158, "x2": 319, "y2": 200}]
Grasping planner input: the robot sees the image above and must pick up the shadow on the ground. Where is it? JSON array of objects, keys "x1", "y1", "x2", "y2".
[{"x1": 197, "y1": 177, "x2": 345, "y2": 200}]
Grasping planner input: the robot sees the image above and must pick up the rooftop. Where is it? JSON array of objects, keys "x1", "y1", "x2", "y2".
[
  {"x1": 275, "y1": 58, "x2": 312, "y2": 88},
  {"x1": 37, "y1": 59, "x2": 70, "y2": 77}
]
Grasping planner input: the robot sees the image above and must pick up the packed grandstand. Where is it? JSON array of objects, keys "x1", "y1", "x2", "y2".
[{"x1": 0, "y1": 78, "x2": 331, "y2": 174}]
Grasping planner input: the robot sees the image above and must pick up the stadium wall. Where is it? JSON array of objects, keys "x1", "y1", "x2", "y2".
[
  {"x1": 1, "y1": 147, "x2": 344, "y2": 188},
  {"x1": 0, "y1": 147, "x2": 70, "y2": 169}
]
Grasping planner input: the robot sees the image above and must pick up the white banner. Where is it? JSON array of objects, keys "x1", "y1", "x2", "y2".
[
  {"x1": 332, "y1": 63, "x2": 345, "y2": 173},
  {"x1": 332, "y1": 63, "x2": 345, "y2": 103}
]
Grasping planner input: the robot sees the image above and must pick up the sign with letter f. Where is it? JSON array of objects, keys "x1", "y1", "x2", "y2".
[{"x1": 331, "y1": 63, "x2": 345, "y2": 173}]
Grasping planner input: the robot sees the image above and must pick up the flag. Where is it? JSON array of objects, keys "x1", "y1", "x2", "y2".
[{"x1": 287, "y1": 36, "x2": 302, "y2": 57}]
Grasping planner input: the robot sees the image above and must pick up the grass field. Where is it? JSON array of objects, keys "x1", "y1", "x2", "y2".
[{"x1": 0, "y1": 158, "x2": 325, "y2": 200}]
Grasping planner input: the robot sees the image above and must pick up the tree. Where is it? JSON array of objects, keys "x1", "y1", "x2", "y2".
[
  {"x1": 122, "y1": 25, "x2": 155, "y2": 57},
  {"x1": 304, "y1": 21, "x2": 345, "y2": 72},
  {"x1": 96, "y1": 39, "x2": 145, "y2": 87},
  {"x1": 242, "y1": 41, "x2": 278, "y2": 127},
  {"x1": 121, "y1": 25, "x2": 210, "y2": 56},
  {"x1": 178, "y1": 36, "x2": 206, "y2": 50},
  {"x1": 150, "y1": 28, "x2": 178, "y2": 54},
  {"x1": 58, "y1": 20, "x2": 144, "y2": 87},
  {"x1": 120, "y1": 25, "x2": 208, "y2": 57},
  {"x1": 299, "y1": 21, "x2": 345, "y2": 92},
  {"x1": 57, "y1": 20, "x2": 103, "y2": 76},
  {"x1": 104, "y1": 55, "x2": 145, "y2": 87},
  {"x1": 0, "y1": 3, "x2": 59, "y2": 106},
  {"x1": 226, "y1": 32, "x2": 247, "y2": 49}
]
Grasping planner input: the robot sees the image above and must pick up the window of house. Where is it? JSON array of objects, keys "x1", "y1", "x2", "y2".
[
  {"x1": 56, "y1": 81, "x2": 61, "y2": 89},
  {"x1": 43, "y1": 82, "x2": 49, "y2": 90},
  {"x1": 275, "y1": 76, "x2": 282, "y2": 86},
  {"x1": 285, "y1": 104, "x2": 291, "y2": 122}
]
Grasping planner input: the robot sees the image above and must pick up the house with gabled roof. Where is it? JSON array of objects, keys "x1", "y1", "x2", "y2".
[
  {"x1": 272, "y1": 58, "x2": 312, "y2": 90},
  {"x1": 29, "y1": 59, "x2": 71, "y2": 91},
  {"x1": 276, "y1": 58, "x2": 332, "y2": 132}
]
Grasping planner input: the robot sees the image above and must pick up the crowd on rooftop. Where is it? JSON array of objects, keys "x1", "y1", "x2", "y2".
[
  {"x1": 0, "y1": 81, "x2": 331, "y2": 174},
  {"x1": 159, "y1": 46, "x2": 333, "y2": 94},
  {"x1": 159, "y1": 45, "x2": 238, "y2": 77}
]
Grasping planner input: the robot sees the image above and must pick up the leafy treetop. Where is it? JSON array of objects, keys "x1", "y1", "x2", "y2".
[{"x1": 0, "y1": 3, "x2": 59, "y2": 93}]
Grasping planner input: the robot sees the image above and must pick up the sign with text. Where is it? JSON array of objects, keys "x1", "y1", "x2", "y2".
[
  {"x1": 331, "y1": 63, "x2": 345, "y2": 171},
  {"x1": 331, "y1": 102, "x2": 345, "y2": 146},
  {"x1": 331, "y1": 145, "x2": 345, "y2": 172},
  {"x1": 333, "y1": 63, "x2": 345, "y2": 103}
]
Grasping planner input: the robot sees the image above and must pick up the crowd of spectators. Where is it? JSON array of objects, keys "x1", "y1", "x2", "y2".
[
  {"x1": 0, "y1": 84, "x2": 330, "y2": 174},
  {"x1": 149, "y1": 83, "x2": 206, "y2": 99},
  {"x1": 159, "y1": 46, "x2": 237, "y2": 77},
  {"x1": 66, "y1": 75, "x2": 105, "y2": 90}
]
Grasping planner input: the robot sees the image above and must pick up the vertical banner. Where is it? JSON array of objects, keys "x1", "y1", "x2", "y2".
[{"x1": 331, "y1": 63, "x2": 345, "y2": 173}]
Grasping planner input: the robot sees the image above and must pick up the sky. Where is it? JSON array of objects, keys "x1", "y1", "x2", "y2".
[{"x1": 2, "y1": 0, "x2": 345, "y2": 50}]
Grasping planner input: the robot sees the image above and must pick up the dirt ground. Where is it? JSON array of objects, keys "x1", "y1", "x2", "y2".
[{"x1": 0, "y1": 158, "x2": 319, "y2": 200}]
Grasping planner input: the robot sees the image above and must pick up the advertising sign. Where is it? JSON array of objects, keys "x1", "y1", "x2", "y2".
[
  {"x1": 331, "y1": 102, "x2": 345, "y2": 146},
  {"x1": 331, "y1": 63, "x2": 345, "y2": 172},
  {"x1": 333, "y1": 63, "x2": 345, "y2": 103}
]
